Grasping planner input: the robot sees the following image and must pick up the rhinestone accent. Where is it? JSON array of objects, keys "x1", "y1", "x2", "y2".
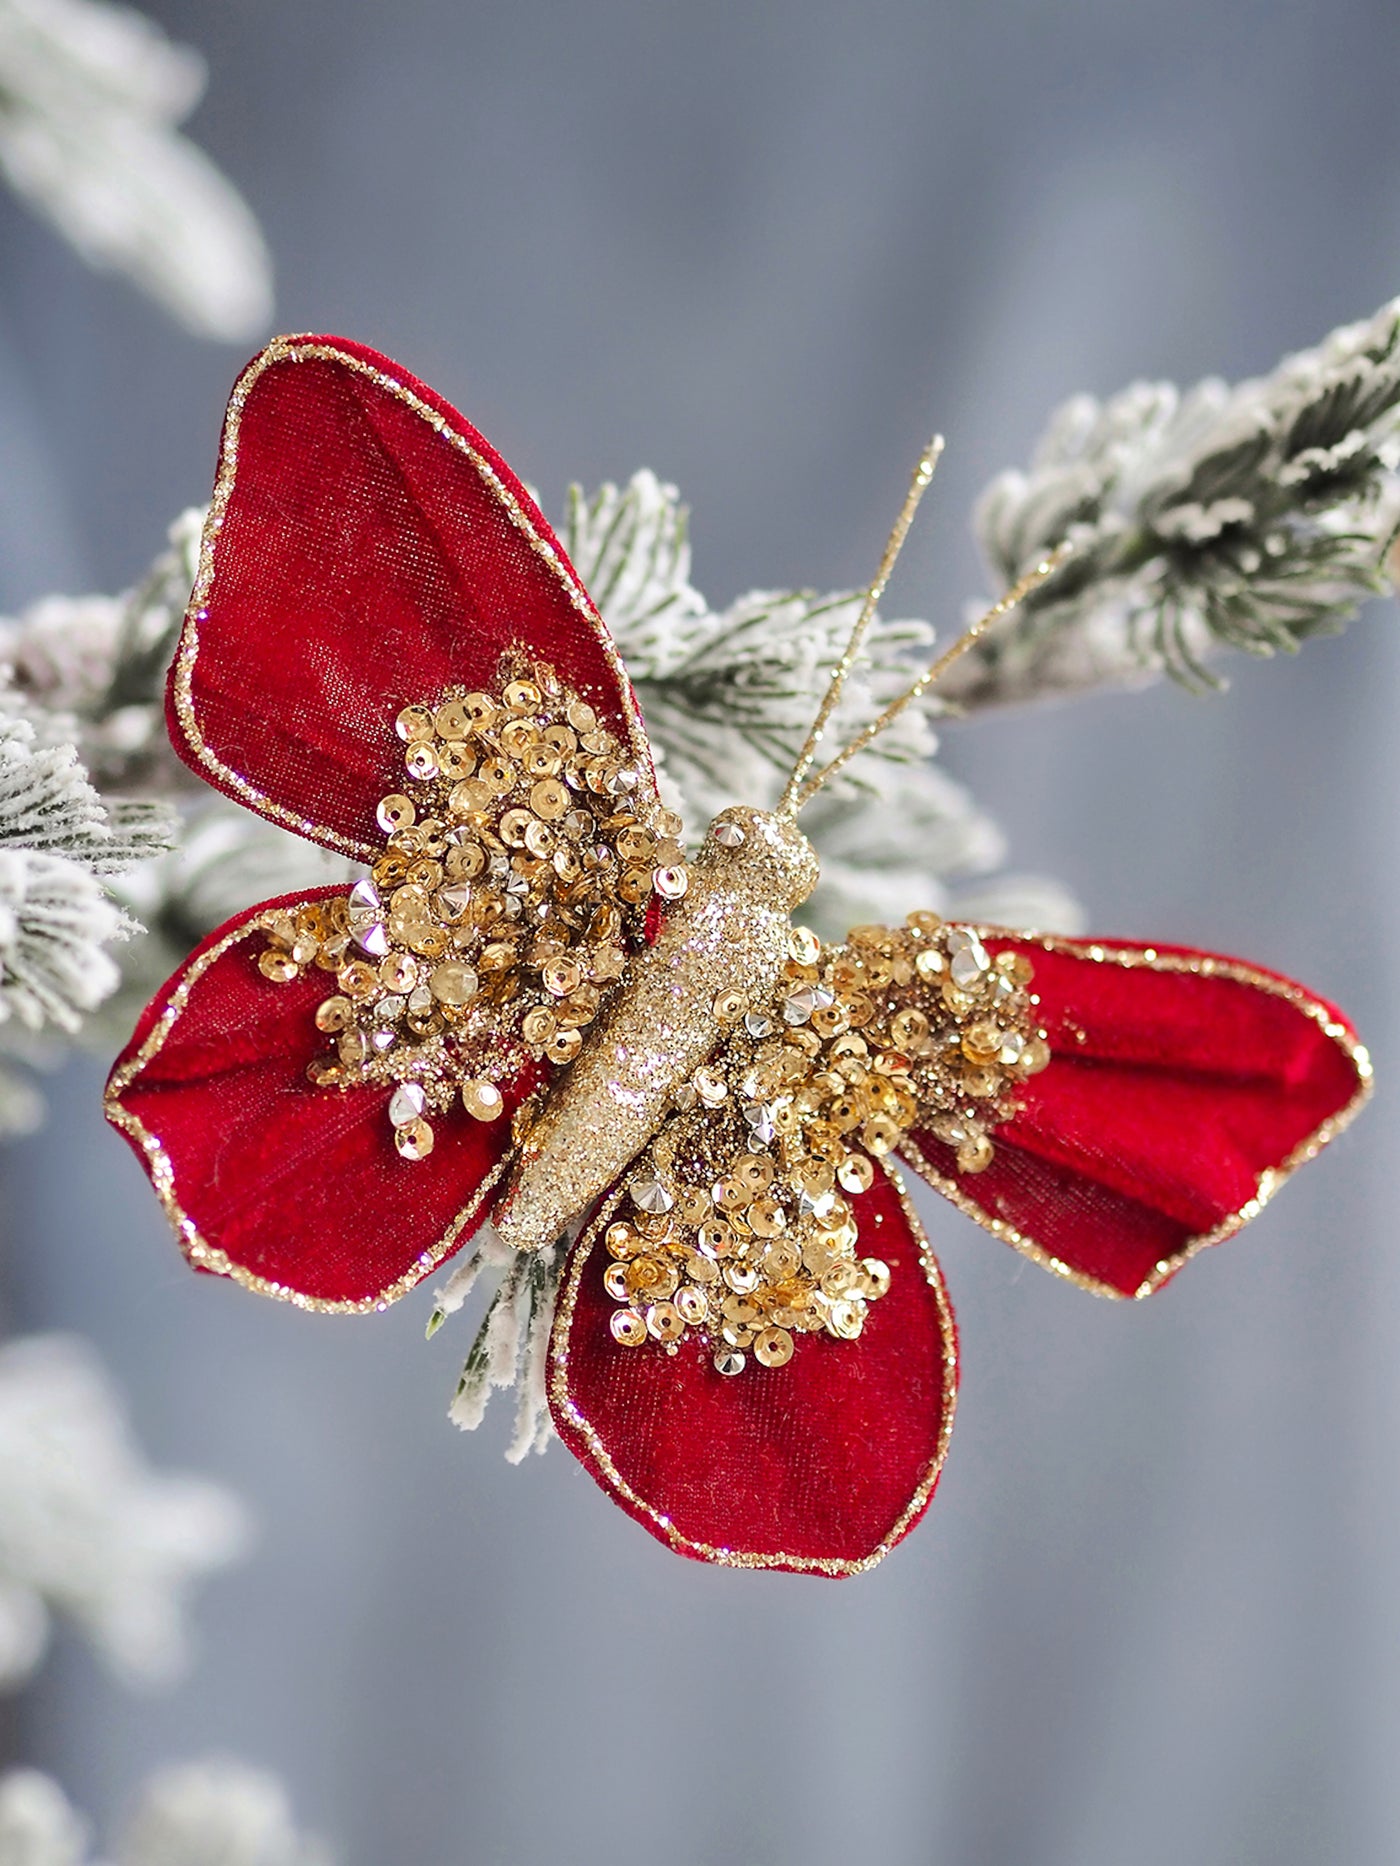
[{"x1": 388, "y1": 1082, "x2": 427, "y2": 1127}]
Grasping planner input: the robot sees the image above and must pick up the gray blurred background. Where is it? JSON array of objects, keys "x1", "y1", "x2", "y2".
[{"x1": 2, "y1": 2, "x2": 1399, "y2": 1861}]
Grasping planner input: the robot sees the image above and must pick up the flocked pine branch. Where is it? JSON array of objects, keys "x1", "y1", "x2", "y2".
[
  {"x1": 561, "y1": 471, "x2": 931, "y2": 784},
  {"x1": 0, "y1": 705, "x2": 175, "y2": 1128},
  {"x1": 947, "y1": 295, "x2": 1400, "y2": 708},
  {"x1": 435, "y1": 1231, "x2": 564, "y2": 1464},
  {"x1": 0, "y1": 1759, "x2": 330, "y2": 1866},
  {"x1": 0, "y1": 0, "x2": 273, "y2": 340},
  {"x1": 0, "y1": 512, "x2": 225, "y2": 1113},
  {"x1": 0, "y1": 506, "x2": 205, "y2": 791}
]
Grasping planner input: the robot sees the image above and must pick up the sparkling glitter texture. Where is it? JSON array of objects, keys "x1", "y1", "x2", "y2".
[
  {"x1": 493, "y1": 807, "x2": 821, "y2": 1254},
  {"x1": 600, "y1": 910, "x2": 1046, "y2": 1374},
  {"x1": 256, "y1": 655, "x2": 687, "y2": 1155}
]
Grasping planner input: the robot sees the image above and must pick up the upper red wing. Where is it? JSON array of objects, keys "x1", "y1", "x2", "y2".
[
  {"x1": 902, "y1": 934, "x2": 1370, "y2": 1299},
  {"x1": 548, "y1": 1161, "x2": 957, "y2": 1575},
  {"x1": 105, "y1": 890, "x2": 544, "y2": 1310},
  {"x1": 170, "y1": 335, "x2": 657, "y2": 858}
]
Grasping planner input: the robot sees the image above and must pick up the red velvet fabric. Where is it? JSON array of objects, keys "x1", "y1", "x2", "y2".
[
  {"x1": 170, "y1": 335, "x2": 655, "y2": 854},
  {"x1": 549, "y1": 1165, "x2": 957, "y2": 1572},
  {"x1": 106, "y1": 890, "x2": 540, "y2": 1307},
  {"x1": 904, "y1": 935, "x2": 1367, "y2": 1298}
]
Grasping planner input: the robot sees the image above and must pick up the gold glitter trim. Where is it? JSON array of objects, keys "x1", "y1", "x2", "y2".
[
  {"x1": 172, "y1": 335, "x2": 658, "y2": 860},
  {"x1": 549, "y1": 1159, "x2": 958, "y2": 1574},
  {"x1": 104, "y1": 902, "x2": 509, "y2": 1314},
  {"x1": 898, "y1": 930, "x2": 1374, "y2": 1301}
]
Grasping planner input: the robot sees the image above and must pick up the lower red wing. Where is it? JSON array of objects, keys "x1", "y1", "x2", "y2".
[
  {"x1": 902, "y1": 934, "x2": 1370, "y2": 1299},
  {"x1": 105, "y1": 890, "x2": 540, "y2": 1310},
  {"x1": 548, "y1": 1162, "x2": 957, "y2": 1574}
]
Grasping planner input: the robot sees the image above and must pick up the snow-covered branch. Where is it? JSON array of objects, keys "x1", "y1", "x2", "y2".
[
  {"x1": 0, "y1": 711, "x2": 175, "y2": 1126},
  {"x1": 949, "y1": 296, "x2": 1400, "y2": 708}
]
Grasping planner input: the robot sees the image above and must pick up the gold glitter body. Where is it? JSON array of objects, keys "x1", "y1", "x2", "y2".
[{"x1": 494, "y1": 807, "x2": 820, "y2": 1252}]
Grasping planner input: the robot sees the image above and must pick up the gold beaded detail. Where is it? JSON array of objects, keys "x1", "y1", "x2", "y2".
[
  {"x1": 255, "y1": 655, "x2": 687, "y2": 1155},
  {"x1": 602, "y1": 909, "x2": 1046, "y2": 1373}
]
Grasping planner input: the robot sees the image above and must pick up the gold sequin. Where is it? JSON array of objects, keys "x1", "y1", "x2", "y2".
[
  {"x1": 314, "y1": 995, "x2": 353, "y2": 1032},
  {"x1": 377, "y1": 794, "x2": 416, "y2": 833},
  {"x1": 837, "y1": 1153, "x2": 875, "y2": 1193},
  {"x1": 396, "y1": 704, "x2": 434, "y2": 741},
  {"x1": 646, "y1": 1301, "x2": 684, "y2": 1342},
  {"x1": 611, "y1": 1309, "x2": 647, "y2": 1347},
  {"x1": 379, "y1": 955, "x2": 418, "y2": 994},
  {"x1": 438, "y1": 742, "x2": 475, "y2": 780},
  {"x1": 676, "y1": 1285, "x2": 709, "y2": 1325},
  {"x1": 522, "y1": 1006, "x2": 557, "y2": 1046},
  {"x1": 445, "y1": 839, "x2": 485, "y2": 879},
  {"x1": 754, "y1": 1325, "x2": 794, "y2": 1367},
  {"x1": 546, "y1": 1027, "x2": 583, "y2": 1064},
  {"x1": 429, "y1": 962, "x2": 477, "y2": 1006},
  {"x1": 461, "y1": 1079, "x2": 505, "y2": 1121},
  {"x1": 450, "y1": 779, "x2": 491, "y2": 815},
  {"x1": 395, "y1": 1118, "x2": 435, "y2": 1161},
  {"x1": 338, "y1": 961, "x2": 379, "y2": 999},
  {"x1": 531, "y1": 778, "x2": 568, "y2": 820}
]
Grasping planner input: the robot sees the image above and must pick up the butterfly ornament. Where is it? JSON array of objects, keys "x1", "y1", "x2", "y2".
[{"x1": 107, "y1": 336, "x2": 1371, "y2": 1575}]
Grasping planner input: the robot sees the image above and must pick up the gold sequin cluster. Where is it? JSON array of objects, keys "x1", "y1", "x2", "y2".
[
  {"x1": 809, "y1": 913, "x2": 1050, "y2": 1174},
  {"x1": 604, "y1": 910, "x2": 1047, "y2": 1375},
  {"x1": 257, "y1": 656, "x2": 685, "y2": 1159}
]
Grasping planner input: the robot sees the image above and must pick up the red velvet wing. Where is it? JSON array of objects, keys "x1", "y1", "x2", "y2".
[
  {"x1": 901, "y1": 934, "x2": 1371, "y2": 1300},
  {"x1": 549, "y1": 1162, "x2": 957, "y2": 1575},
  {"x1": 105, "y1": 890, "x2": 542, "y2": 1310},
  {"x1": 170, "y1": 335, "x2": 657, "y2": 858}
]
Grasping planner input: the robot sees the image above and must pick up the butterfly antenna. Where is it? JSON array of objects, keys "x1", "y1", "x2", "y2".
[
  {"x1": 791, "y1": 541, "x2": 1074, "y2": 811},
  {"x1": 776, "y1": 435, "x2": 945, "y2": 818}
]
